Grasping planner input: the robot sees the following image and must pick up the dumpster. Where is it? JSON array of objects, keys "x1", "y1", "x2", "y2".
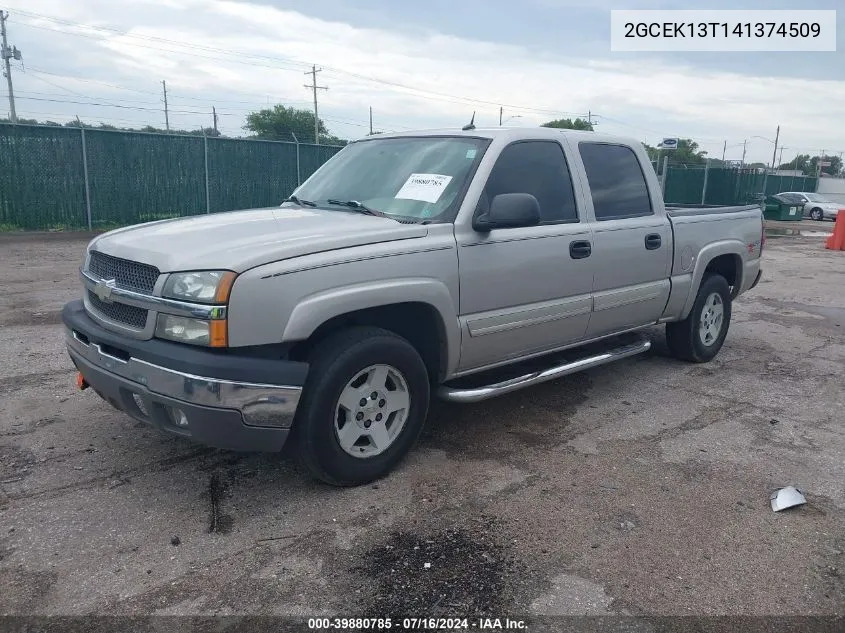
[{"x1": 763, "y1": 195, "x2": 802, "y2": 221}]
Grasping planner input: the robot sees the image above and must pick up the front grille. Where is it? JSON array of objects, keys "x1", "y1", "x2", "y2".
[
  {"x1": 87, "y1": 290, "x2": 149, "y2": 329},
  {"x1": 88, "y1": 251, "x2": 159, "y2": 294}
]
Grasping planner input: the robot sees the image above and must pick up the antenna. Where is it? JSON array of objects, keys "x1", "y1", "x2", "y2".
[{"x1": 462, "y1": 111, "x2": 476, "y2": 131}]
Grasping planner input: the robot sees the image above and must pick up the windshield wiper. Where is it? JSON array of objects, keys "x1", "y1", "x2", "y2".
[
  {"x1": 326, "y1": 199, "x2": 388, "y2": 218},
  {"x1": 281, "y1": 195, "x2": 317, "y2": 207}
]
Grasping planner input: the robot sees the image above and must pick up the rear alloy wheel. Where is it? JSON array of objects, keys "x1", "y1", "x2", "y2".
[
  {"x1": 810, "y1": 208, "x2": 824, "y2": 221},
  {"x1": 698, "y1": 292, "x2": 725, "y2": 348},
  {"x1": 666, "y1": 273, "x2": 732, "y2": 363}
]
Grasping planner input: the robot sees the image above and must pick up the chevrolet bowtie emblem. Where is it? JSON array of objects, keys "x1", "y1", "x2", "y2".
[{"x1": 94, "y1": 278, "x2": 117, "y2": 303}]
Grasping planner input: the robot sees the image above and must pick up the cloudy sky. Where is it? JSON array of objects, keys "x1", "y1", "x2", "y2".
[{"x1": 2, "y1": 0, "x2": 843, "y2": 164}]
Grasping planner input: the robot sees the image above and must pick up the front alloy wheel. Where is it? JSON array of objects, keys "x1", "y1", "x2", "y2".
[
  {"x1": 335, "y1": 364, "x2": 411, "y2": 458},
  {"x1": 295, "y1": 326, "x2": 430, "y2": 486}
]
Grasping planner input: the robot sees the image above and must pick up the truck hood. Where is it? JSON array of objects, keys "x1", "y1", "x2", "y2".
[{"x1": 88, "y1": 206, "x2": 429, "y2": 273}]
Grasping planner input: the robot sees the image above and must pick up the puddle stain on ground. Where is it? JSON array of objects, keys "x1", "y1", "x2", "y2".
[
  {"x1": 356, "y1": 519, "x2": 524, "y2": 618},
  {"x1": 765, "y1": 227, "x2": 833, "y2": 238},
  {"x1": 206, "y1": 472, "x2": 234, "y2": 534}
]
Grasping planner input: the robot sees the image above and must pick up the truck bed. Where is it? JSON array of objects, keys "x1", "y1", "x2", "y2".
[{"x1": 666, "y1": 204, "x2": 762, "y2": 217}]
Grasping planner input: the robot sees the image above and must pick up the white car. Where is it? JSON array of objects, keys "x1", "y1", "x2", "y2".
[{"x1": 776, "y1": 192, "x2": 843, "y2": 221}]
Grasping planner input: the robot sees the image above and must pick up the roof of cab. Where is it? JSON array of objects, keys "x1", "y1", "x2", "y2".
[{"x1": 354, "y1": 126, "x2": 643, "y2": 148}]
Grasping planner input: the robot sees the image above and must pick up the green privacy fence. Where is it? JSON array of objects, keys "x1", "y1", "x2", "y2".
[
  {"x1": 0, "y1": 123, "x2": 343, "y2": 231},
  {"x1": 659, "y1": 164, "x2": 817, "y2": 206}
]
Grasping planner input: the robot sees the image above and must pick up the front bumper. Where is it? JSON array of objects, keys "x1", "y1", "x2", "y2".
[{"x1": 62, "y1": 300, "x2": 308, "y2": 452}]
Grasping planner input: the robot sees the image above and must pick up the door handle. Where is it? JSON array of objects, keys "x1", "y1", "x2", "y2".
[
  {"x1": 645, "y1": 233, "x2": 662, "y2": 250},
  {"x1": 569, "y1": 240, "x2": 592, "y2": 259}
]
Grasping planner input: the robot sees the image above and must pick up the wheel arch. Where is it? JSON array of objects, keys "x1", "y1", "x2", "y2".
[
  {"x1": 679, "y1": 242, "x2": 744, "y2": 320},
  {"x1": 283, "y1": 279, "x2": 459, "y2": 382}
]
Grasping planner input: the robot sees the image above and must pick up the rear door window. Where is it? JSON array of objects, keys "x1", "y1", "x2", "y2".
[{"x1": 578, "y1": 143, "x2": 653, "y2": 221}]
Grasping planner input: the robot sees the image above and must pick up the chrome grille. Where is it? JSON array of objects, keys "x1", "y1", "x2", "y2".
[
  {"x1": 88, "y1": 251, "x2": 159, "y2": 294},
  {"x1": 87, "y1": 290, "x2": 148, "y2": 329}
]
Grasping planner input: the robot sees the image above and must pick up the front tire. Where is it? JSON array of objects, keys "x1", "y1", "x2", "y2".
[
  {"x1": 810, "y1": 208, "x2": 824, "y2": 221},
  {"x1": 666, "y1": 273, "x2": 732, "y2": 363},
  {"x1": 295, "y1": 326, "x2": 430, "y2": 486}
]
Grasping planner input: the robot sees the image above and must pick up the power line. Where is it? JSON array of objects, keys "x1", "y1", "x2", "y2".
[
  {"x1": 14, "y1": 95, "x2": 218, "y2": 115},
  {"x1": 11, "y1": 11, "x2": 590, "y2": 119}
]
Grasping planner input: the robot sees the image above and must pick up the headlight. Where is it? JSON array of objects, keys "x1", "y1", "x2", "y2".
[
  {"x1": 162, "y1": 271, "x2": 236, "y2": 304},
  {"x1": 156, "y1": 314, "x2": 227, "y2": 347}
]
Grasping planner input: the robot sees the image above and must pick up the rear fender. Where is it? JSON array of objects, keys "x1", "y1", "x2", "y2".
[{"x1": 678, "y1": 241, "x2": 745, "y2": 320}]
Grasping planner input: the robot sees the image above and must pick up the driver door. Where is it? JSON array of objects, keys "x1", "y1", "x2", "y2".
[{"x1": 454, "y1": 140, "x2": 594, "y2": 372}]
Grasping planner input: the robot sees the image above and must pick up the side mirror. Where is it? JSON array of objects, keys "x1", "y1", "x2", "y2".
[{"x1": 473, "y1": 193, "x2": 541, "y2": 231}]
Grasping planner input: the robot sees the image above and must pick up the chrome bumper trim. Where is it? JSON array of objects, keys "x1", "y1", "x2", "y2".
[
  {"x1": 66, "y1": 328, "x2": 300, "y2": 428},
  {"x1": 80, "y1": 269, "x2": 227, "y2": 320}
]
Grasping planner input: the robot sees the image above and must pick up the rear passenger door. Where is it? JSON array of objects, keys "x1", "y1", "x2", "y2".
[
  {"x1": 575, "y1": 142, "x2": 672, "y2": 339},
  {"x1": 455, "y1": 140, "x2": 594, "y2": 371}
]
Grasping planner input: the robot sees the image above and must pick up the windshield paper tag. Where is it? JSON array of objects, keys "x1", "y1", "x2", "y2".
[{"x1": 395, "y1": 173, "x2": 453, "y2": 204}]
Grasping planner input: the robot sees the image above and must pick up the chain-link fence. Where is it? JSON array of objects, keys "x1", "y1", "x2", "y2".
[
  {"x1": 0, "y1": 123, "x2": 343, "y2": 231},
  {"x1": 651, "y1": 159, "x2": 818, "y2": 206},
  {"x1": 1, "y1": 123, "x2": 822, "y2": 231}
]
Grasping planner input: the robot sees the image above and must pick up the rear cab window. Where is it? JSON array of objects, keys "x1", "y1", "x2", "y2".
[{"x1": 578, "y1": 143, "x2": 653, "y2": 221}]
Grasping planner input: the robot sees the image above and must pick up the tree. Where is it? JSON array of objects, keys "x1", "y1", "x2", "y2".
[
  {"x1": 541, "y1": 117, "x2": 594, "y2": 131},
  {"x1": 245, "y1": 105, "x2": 327, "y2": 143},
  {"x1": 320, "y1": 134, "x2": 348, "y2": 147},
  {"x1": 777, "y1": 153, "x2": 842, "y2": 177},
  {"x1": 778, "y1": 153, "x2": 811, "y2": 172},
  {"x1": 642, "y1": 139, "x2": 707, "y2": 166},
  {"x1": 809, "y1": 154, "x2": 843, "y2": 177}
]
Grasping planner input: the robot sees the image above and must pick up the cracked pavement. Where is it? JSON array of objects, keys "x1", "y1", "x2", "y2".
[{"x1": 0, "y1": 230, "x2": 843, "y2": 619}]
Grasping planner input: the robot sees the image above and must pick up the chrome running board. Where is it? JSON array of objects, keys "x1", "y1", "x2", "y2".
[{"x1": 438, "y1": 335, "x2": 651, "y2": 403}]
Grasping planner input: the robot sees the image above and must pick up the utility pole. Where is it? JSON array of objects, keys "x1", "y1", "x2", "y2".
[
  {"x1": 722, "y1": 141, "x2": 726, "y2": 162},
  {"x1": 304, "y1": 65, "x2": 327, "y2": 144},
  {"x1": 741, "y1": 139, "x2": 747, "y2": 169},
  {"x1": 212, "y1": 106, "x2": 218, "y2": 134},
  {"x1": 161, "y1": 80, "x2": 169, "y2": 132},
  {"x1": 770, "y1": 125, "x2": 780, "y2": 171},
  {"x1": 1, "y1": 11, "x2": 21, "y2": 123},
  {"x1": 499, "y1": 106, "x2": 503, "y2": 126},
  {"x1": 369, "y1": 106, "x2": 373, "y2": 135},
  {"x1": 778, "y1": 146, "x2": 786, "y2": 169},
  {"x1": 588, "y1": 110, "x2": 592, "y2": 127}
]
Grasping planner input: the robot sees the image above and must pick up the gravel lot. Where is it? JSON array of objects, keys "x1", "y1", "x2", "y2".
[{"x1": 0, "y1": 228, "x2": 843, "y2": 623}]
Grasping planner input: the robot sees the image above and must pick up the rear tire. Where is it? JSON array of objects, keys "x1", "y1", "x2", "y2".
[
  {"x1": 295, "y1": 326, "x2": 430, "y2": 486},
  {"x1": 666, "y1": 273, "x2": 732, "y2": 363},
  {"x1": 810, "y1": 208, "x2": 824, "y2": 221}
]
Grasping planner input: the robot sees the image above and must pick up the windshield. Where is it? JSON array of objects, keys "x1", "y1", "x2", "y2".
[
  {"x1": 804, "y1": 193, "x2": 828, "y2": 202},
  {"x1": 288, "y1": 136, "x2": 489, "y2": 222}
]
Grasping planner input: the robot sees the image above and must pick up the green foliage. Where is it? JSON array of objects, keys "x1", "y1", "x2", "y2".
[
  {"x1": 321, "y1": 134, "x2": 348, "y2": 146},
  {"x1": 1, "y1": 117, "x2": 222, "y2": 136},
  {"x1": 540, "y1": 117, "x2": 594, "y2": 131},
  {"x1": 778, "y1": 153, "x2": 842, "y2": 176},
  {"x1": 778, "y1": 153, "x2": 811, "y2": 172},
  {"x1": 245, "y1": 105, "x2": 327, "y2": 143},
  {"x1": 643, "y1": 139, "x2": 708, "y2": 165}
]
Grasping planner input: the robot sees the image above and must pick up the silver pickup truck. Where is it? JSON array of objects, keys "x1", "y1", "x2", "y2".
[{"x1": 62, "y1": 127, "x2": 764, "y2": 486}]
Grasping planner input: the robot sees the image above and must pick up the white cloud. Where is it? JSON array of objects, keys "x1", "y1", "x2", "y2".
[{"x1": 5, "y1": 0, "x2": 844, "y2": 162}]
